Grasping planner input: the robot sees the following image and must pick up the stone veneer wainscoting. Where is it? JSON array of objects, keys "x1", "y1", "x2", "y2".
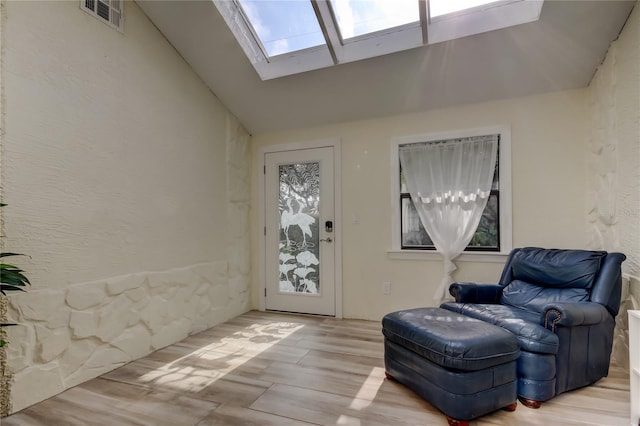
[
  {"x1": 4, "y1": 114, "x2": 251, "y2": 413},
  {"x1": 587, "y1": 3, "x2": 640, "y2": 370}
]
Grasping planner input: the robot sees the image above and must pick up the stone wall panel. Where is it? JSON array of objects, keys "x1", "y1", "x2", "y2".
[
  {"x1": 34, "y1": 326, "x2": 70, "y2": 364},
  {"x1": 6, "y1": 326, "x2": 34, "y2": 373},
  {"x1": 69, "y1": 311, "x2": 99, "y2": 340},
  {"x1": 150, "y1": 318, "x2": 191, "y2": 350},
  {"x1": 96, "y1": 295, "x2": 135, "y2": 342},
  {"x1": 10, "y1": 363, "x2": 65, "y2": 415},
  {"x1": 12, "y1": 290, "x2": 66, "y2": 322},
  {"x1": 139, "y1": 295, "x2": 170, "y2": 334},
  {"x1": 106, "y1": 273, "x2": 146, "y2": 296},
  {"x1": 6, "y1": 259, "x2": 246, "y2": 412},
  {"x1": 59, "y1": 339, "x2": 96, "y2": 379},
  {"x1": 66, "y1": 282, "x2": 107, "y2": 310},
  {"x1": 111, "y1": 325, "x2": 152, "y2": 360},
  {"x1": 124, "y1": 287, "x2": 148, "y2": 303}
]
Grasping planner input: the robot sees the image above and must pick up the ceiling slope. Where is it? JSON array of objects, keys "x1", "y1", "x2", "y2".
[{"x1": 136, "y1": 0, "x2": 635, "y2": 134}]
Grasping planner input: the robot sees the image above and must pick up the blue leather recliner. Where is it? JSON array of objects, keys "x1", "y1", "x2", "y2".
[{"x1": 441, "y1": 247, "x2": 626, "y2": 407}]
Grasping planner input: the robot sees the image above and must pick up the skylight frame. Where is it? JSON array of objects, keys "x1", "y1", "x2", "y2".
[
  {"x1": 213, "y1": 0, "x2": 544, "y2": 81},
  {"x1": 429, "y1": 0, "x2": 502, "y2": 18},
  {"x1": 316, "y1": 1, "x2": 424, "y2": 65},
  {"x1": 426, "y1": 0, "x2": 543, "y2": 44},
  {"x1": 214, "y1": 0, "x2": 335, "y2": 79}
]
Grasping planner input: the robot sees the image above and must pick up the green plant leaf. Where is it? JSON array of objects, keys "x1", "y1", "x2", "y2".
[
  {"x1": 1, "y1": 272, "x2": 29, "y2": 285},
  {"x1": 0, "y1": 277, "x2": 25, "y2": 285},
  {"x1": 3, "y1": 267, "x2": 30, "y2": 282},
  {"x1": 1, "y1": 284, "x2": 27, "y2": 295},
  {"x1": 0, "y1": 340, "x2": 6, "y2": 347},
  {"x1": 1, "y1": 285, "x2": 27, "y2": 291},
  {"x1": 1, "y1": 264, "x2": 24, "y2": 271},
  {"x1": 0, "y1": 253, "x2": 25, "y2": 258}
]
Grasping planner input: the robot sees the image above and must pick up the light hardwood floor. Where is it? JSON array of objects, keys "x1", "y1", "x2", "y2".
[{"x1": 3, "y1": 311, "x2": 631, "y2": 425}]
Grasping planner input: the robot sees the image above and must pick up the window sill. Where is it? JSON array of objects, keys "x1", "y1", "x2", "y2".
[{"x1": 387, "y1": 250, "x2": 509, "y2": 263}]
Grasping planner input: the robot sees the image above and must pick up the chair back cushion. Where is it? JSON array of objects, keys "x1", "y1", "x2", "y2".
[
  {"x1": 500, "y1": 248, "x2": 607, "y2": 313},
  {"x1": 501, "y1": 280, "x2": 590, "y2": 312}
]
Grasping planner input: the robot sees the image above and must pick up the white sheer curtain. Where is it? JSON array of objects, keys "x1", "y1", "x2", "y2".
[{"x1": 399, "y1": 135, "x2": 498, "y2": 303}]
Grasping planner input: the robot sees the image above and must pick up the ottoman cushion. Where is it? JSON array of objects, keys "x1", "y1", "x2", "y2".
[{"x1": 382, "y1": 307, "x2": 520, "y2": 371}]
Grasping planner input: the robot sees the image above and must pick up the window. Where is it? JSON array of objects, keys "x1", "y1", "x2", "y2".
[
  {"x1": 392, "y1": 127, "x2": 512, "y2": 254},
  {"x1": 80, "y1": 0, "x2": 123, "y2": 31},
  {"x1": 214, "y1": 0, "x2": 543, "y2": 80}
]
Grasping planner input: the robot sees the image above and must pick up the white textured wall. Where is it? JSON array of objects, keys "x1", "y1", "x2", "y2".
[
  {"x1": 1, "y1": 1, "x2": 250, "y2": 412},
  {"x1": 0, "y1": 1, "x2": 11, "y2": 418},
  {"x1": 588, "y1": 2, "x2": 640, "y2": 278},
  {"x1": 588, "y1": 2, "x2": 640, "y2": 368},
  {"x1": 251, "y1": 90, "x2": 589, "y2": 320}
]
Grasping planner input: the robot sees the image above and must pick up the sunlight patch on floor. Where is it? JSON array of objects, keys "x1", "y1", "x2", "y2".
[
  {"x1": 138, "y1": 320, "x2": 305, "y2": 390},
  {"x1": 337, "y1": 414, "x2": 361, "y2": 425},
  {"x1": 348, "y1": 366, "x2": 385, "y2": 410}
]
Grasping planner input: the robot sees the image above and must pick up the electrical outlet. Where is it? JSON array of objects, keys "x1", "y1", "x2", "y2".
[{"x1": 383, "y1": 282, "x2": 391, "y2": 295}]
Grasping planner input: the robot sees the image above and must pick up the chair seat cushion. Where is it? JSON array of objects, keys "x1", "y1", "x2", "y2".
[
  {"x1": 382, "y1": 307, "x2": 520, "y2": 371},
  {"x1": 441, "y1": 302, "x2": 559, "y2": 354}
]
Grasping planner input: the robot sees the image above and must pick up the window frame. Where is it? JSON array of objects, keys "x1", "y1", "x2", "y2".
[{"x1": 390, "y1": 125, "x2": 512, "y2": 257}]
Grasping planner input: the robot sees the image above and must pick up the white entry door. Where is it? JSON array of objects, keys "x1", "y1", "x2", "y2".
[{"x1": 264, "y1": 147, "x2": 335, "y2": 316}]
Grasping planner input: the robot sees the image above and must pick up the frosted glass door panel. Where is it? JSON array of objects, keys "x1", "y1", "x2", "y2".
[
  {"x1": 265, "y1": 147, "x2": 335, "y2": 316},
  {"x1": 278, "y1": 163, "x2": 320, "y2": 294}
]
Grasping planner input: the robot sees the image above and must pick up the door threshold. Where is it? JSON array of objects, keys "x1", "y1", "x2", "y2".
[{"x1": 264, "y1": 309, "x2": 335, "y2": 318}]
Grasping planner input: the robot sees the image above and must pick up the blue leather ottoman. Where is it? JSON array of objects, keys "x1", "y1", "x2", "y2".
[{"x1": 382, "y1": 307, "x2": 520, "y2": 425}]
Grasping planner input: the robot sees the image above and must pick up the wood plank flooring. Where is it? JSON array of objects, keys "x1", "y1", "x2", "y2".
[{"x1": 3, "y1": 311, "x2": 631, "y2": 425}]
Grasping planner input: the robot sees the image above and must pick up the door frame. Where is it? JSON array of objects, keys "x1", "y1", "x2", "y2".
[{"x1": 259, "y1": 138, "x2": 343, "y2": 318}]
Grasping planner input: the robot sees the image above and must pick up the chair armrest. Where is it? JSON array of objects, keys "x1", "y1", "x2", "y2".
[
  {"x1": 542, "y1": 302, "x2": 610, "y2": 332},
  {"x1": 449, "y1": 283, "x2": 503, "y2": 304}
]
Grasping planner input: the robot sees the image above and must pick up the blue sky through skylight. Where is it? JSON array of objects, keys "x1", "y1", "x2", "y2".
[
  {"x1": 238, "y1": 0, "x2": 325, "y2": 57},
  {"x1": 329, "y1": 0, "x2": 419, "y2": 40}
]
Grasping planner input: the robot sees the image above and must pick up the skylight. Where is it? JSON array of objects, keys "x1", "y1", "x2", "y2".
[
  {"x1": 214, "y1": 0, "x2": 544, "y2": 80},
  {"x1": 237, "y1": 0, "x2": 325, "y2": 56},
  {"x1": 329, "y1": 0, "x2": 419, "y2": 40}
]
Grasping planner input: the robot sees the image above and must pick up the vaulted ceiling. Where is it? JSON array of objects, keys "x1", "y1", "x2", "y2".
[{"x1": 136, "y1": 1, "x2": 635, "y2": 134}]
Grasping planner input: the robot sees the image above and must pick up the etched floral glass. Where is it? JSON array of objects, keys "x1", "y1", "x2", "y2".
[{"x1": 278, "y1": 163, "x2": 320, "y2": 294}]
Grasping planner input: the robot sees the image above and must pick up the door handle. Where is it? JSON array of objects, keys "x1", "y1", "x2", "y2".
[{"x1": 320, "y1": 237, "x2": 333, "y2": 243}]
